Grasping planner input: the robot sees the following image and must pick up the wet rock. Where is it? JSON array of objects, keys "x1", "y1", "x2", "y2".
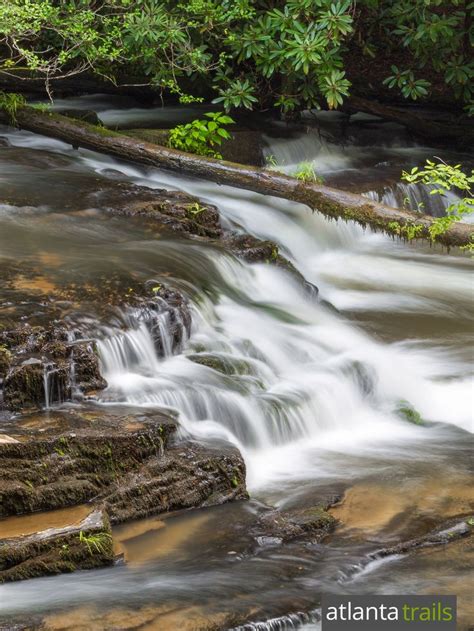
[
  {"x1": 0, "y1": 410, "x2": 176, "y2": 517},
  {"x1": 0, "y1": 508, "x2": 114, "y2": 582},
  {"x1": 103, "y1": 441, "x2": 248, "y2": 524},
  {"x1": 187, "y1": 353, "x2": 250, "y2": 375},
  {"x1": 225, "y1": 234, "x2": 281, "y2": 264},
  {"x1": 0, "y1": 136, "x2": 11, "y2": 147},
  {"x1": 3, "y1": 359, "x2": 47, "y2": 411},
  {"x1": 139, "y1": 283, "x2": 191, "y2": 356},
  {"x1": 0, "y1": 278, "x2": 192, "y2": 413},
  {"x1": 3, "y1": 358, "x2": 71, "y2": 410},
  {"x1": 374, "y1": 518, "x2": 473, "y2": 559},
  {"x1": 254, "y1": 504, "x2": 337, "y2": 544},
  {"x1": 396, "y1": 400, "x2": 424, "y2": 425},
  {"x1": 57, "y1": 108, "x2": 103, "y2": 126},
  {"x1": 0, "y1": 344, "x2": 12, "y2": 380},
  {"x1": 1, "y1": 324, "x2": 103, "y2": 411},
  {"x1": 224, "y1": 234, "x2": 318, "y2": 296},
  {"x1": 96, "y1": 182, "x2": 222, "y2": 239},
  {"x1": 71, "y1": 342, "x2": 107, "y2": 393},
  {"x1": 0, "y1": 408, "x2": 248, "y2": 524}
]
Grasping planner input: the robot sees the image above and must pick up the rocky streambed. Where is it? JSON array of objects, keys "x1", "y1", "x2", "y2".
[
  {"x1": 0, "y1": 175, "x2": 319, "y2": 588},
  {"x1": 0, "y1": 111, "x2": 473, "y2": 631}
]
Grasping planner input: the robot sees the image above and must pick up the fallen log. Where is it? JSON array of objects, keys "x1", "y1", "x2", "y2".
[
  {"x1": 1, "y1": 105, "x2": 472, "y2": 249},
  {"x1": 345, "y1": 96, "x2": 474, "y2": 148}
]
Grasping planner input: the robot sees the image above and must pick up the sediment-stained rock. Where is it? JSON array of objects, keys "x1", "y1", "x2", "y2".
[
  {"x1": 0, "y1": 508, "x2": 114, "y2": 583},
  {"x1": 0, "y1": 407, "x2": 248, "y2": 582}
]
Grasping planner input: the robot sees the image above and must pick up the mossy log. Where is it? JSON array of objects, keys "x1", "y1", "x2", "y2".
[{"x1": 1, "y1": 106, "x2": 472, "y2": 249}]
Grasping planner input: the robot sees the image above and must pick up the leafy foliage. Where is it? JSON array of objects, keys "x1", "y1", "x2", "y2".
[
  {"x1": 383, "y1": 67, "x2": 430, "y2": 100},
  {"x1": 78, "y1": 531, "x2": 112, "y2": 556},
  {"x1": 168, "y1": 112, "x2": 234, "y2": 158},
  {"x1": 387, "y1": 220, "x2": 424, "y2": 241},
  {"x1": 0, "y1": 0, "x2": 470, "y2": 112},
  {"x1": 374, "y1": 0, "x2": 473, "y2": 112},
  {"x1": 294, "y1": 161, "x2": 324, "y2": 184},
  {"x1": 402, "y1": 160, "x2": 474, "y2": 241},
  {"x1": 0, "y1": 91, "x2": 25, "y2": 123}
]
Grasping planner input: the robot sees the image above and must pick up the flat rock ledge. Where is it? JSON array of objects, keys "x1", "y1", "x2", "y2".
[
  {"x1": 0, "y1": 408, "x2": 248, "y2": 582},
  {"x1": 0, "y1": 508, "x2": 113, "y2": 583}
]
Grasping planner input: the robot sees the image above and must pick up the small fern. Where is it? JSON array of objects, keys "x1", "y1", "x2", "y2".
[
  {"x1": 0, "y1": 92, "x2": 26, "y2": 124},
  {"x1": 78, "y1": 530, "x2": 112, "y2": 556}
]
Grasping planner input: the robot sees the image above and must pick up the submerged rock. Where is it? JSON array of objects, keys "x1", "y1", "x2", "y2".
[
  {"x1": 253, "y1": 503, "x2": 337, "y2": 545},
  {"x1": 0, "y1": 508, "x2": 113, "y2": 583},
  {"x1": 374, "y1": 518, "x2": 473, "y2": 559}
]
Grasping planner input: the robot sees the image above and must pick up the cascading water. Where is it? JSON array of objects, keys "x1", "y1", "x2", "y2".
[
  {"x1": 363, "y1": 181, "x2": 462, "y2": 218},
  {"x1": 262, "y1": 120, "x2": 467, "y2": 217},
  {"x1": 0, "y1": 114, "x2": 472, "y2": 629},
  {"x1": 89, "y1": 154, "x2": 473, "y2": 488}
]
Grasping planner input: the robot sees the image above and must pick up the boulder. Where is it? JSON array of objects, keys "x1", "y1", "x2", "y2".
[{"x1": 56, "y1": 108, "x2": 102, "y2": 126}]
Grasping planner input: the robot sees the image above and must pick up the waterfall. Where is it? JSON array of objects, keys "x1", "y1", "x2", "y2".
[
  {"x1": 42, "y1": 362, "x2": 52, "y2": 410},
  {"x1": 363, "y1": 181, "x2": 462, "y2": 217},
  {"x1": 42, "y1": 361, "x2": 68, "y2": 409},
  {"x1": 96, "y1": 252, "x2": 473, "y2": 490},
  {"x1": 230, "y1": 610, "x2": 320, "y2": 630}
]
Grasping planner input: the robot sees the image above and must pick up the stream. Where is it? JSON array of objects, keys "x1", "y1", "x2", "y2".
[{"x1": 0, "y1": 100, "x2": 473, "y2": 630}]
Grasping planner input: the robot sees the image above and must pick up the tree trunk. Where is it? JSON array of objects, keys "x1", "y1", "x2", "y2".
[
  {"x1": 345, "y1": 96, "x2": 474, "y2": 148},
  {"x1": 1, "y1": 106, "x2": 472, "y2": 249}
]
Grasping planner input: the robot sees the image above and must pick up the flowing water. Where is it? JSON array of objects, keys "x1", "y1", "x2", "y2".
[{"x1": 0, "y1": 103, "x2": 473, "y2": 630}]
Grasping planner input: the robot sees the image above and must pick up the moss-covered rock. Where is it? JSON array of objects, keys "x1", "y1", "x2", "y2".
[
  {"x1": 0, "y1": 508, "x2": 114, "y2": 583},
  {"x1": 103, "y1": 442, "x2": 248, "y2": 524},
  {"x1": 0, "y1": 344, "x2": 12, "y2": 379},
  {"x1": 0, "y1": 409, "x2": 176, "y2": 517},
  {"x1": 3, "y1": 359, "x2": 49, "y2": 411},
  {"x1": 97, "y1": 182, "x2": 222, "y2": 239},
  {"x1": 0, "y1": 325, "x2": 102, "y2": 411},
  {"x1": 187, "y1": 353, "x2": 252, "y2": 376},
  {"x1": 0, "y1": 407, "x2": 247, "y2": 524}
]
